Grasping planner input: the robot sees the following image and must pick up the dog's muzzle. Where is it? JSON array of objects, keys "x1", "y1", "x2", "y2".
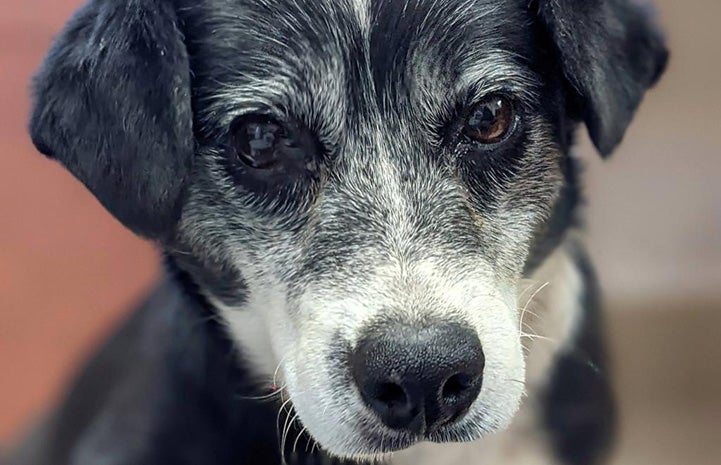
[{"x1": 350, "y1": 322, "x2": 485, "y2": 436}]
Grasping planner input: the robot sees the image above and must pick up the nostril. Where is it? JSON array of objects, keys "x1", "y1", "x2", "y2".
[
  {"x1": 375, "y1": 382, "x2": 408, "y2": 408},
  {"x1": 366, "y1": 381, "x2": 418, "y2": 430},
  {"x1": 434, "y1": 371, "x2": 482, "y2": 430},
  {"x1": 441, "y1": 373, "x2": 474, "y2": 403}
]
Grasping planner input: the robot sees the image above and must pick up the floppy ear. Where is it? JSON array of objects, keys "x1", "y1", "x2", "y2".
[
  {"x1": 537, "y1": 0, "x2": 668, "y2": 156},
  {"x1": 29, "y1": 0, "x2": 193, "y2": 240}
]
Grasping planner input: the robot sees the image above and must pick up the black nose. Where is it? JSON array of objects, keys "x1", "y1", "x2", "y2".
[{"x1": 350, "y1": 323, "x2": 484, "y2": 435}]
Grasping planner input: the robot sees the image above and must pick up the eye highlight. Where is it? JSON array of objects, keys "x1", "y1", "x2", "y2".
[
  {"x1": 230, "y1": 115, "x2": 292, "y2": 169},
  {"x1": 225, "y1": 113, "x2": 321, "y2": 194},
  {"x1": 462, "y1": 95, "x2": 515, "y2": 145}
]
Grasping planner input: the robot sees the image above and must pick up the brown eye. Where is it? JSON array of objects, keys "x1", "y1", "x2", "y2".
[
  {"x1": 230, "y1": 115, "x2": 291, "y2": 169},
  {"x1": 463, "y1": 95, "x2": 515, "y2": 144}
]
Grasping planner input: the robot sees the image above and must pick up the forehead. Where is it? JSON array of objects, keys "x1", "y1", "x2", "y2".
[{"x1": 187, "y1": 0, "x2": 538, "y2": 137}]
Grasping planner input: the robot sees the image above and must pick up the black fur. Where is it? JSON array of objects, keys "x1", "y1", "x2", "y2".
[
  {"x1": 29, "y1": 0, "x2": 193, "y2": 240},
  {"x1": 535, "y1": 0, "x2": 668, "y2": 156}
]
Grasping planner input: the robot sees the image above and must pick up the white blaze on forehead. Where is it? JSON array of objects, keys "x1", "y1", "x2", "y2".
[{"x1": 350, "y1": 0, "x2": 371, "y2": 36}]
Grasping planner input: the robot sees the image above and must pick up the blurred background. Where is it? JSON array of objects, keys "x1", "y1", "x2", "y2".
[{"x1": 0, "y1": 0, "x2": 719, "y2": 463}]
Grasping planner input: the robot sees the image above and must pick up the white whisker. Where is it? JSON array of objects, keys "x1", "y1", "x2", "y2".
[{"x1": 518, "y1": 281, "x2": 550, "y2": 335}]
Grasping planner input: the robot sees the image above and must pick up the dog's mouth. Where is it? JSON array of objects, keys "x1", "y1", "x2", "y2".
[
  {"x1": 280, "y1": 380, "x2": 504, "y2": 460},
  {"x1": 366, "y1": 422, "x2": 476, "y2": 450},
  {"x1": 300, "y1": 414, "x2": 487, "y2": 460}
]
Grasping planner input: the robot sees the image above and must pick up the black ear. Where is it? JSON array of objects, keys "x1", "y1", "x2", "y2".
[
  {"x1": 537, "y1": 0, "x2": 668, "y2": 156},
  {"x1": 30, "y1": 0, "x2": 193, "y2": 240}
]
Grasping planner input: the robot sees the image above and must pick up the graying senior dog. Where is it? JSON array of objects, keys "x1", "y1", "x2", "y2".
[{"x1": 8, "y1": 0, "x2": 666, "y2": 464}]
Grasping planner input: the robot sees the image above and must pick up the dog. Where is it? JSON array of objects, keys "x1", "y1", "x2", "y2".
[{"x1": 6, "y1": 0, "x2": 667, "y2": 464}]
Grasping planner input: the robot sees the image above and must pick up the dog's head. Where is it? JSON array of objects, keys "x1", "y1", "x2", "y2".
[{"x1": 30, "y1": 0, "x2": 666, "y2": 459}]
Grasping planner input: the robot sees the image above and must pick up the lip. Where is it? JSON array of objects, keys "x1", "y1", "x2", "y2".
[
  {"x1": 353, "y1": 423, "x2": 470, "y2": 457},
  {"x1": 351, "y1": 431, "x2": 420, "y2": 457}
]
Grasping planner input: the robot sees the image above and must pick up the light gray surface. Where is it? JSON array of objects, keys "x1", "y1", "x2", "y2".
[{"x1": 584, "y1": 0, "x2": 721, "y2": 301}]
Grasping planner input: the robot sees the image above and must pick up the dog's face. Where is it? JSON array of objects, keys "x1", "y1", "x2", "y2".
[
  {"x1": 30, "y1": 0, "x2": 666, "y2": 460},
  {"x1": 178, "y1": 1, "x2": 563, "y2": 456}
]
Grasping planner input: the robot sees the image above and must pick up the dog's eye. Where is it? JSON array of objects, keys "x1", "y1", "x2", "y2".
[
  {"x1": 463, "y1": 95, "x2": 515, "y2": 144},
  {"x1": 230, "y1": 115, "x2": 294, "y2": 169}
]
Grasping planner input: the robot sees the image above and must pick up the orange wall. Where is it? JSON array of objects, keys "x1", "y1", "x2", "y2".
[{"x1": 0, "y1": 0, "x2": 157, "y2": 443}]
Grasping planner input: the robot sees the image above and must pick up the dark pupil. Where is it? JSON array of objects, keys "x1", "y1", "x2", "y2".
[
  {"x1": 238, "y1": 121, "x2": 283, "y2": 168},
  {"x1": 469, "y1": 99, "x2": 503, "y2": 135}
]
